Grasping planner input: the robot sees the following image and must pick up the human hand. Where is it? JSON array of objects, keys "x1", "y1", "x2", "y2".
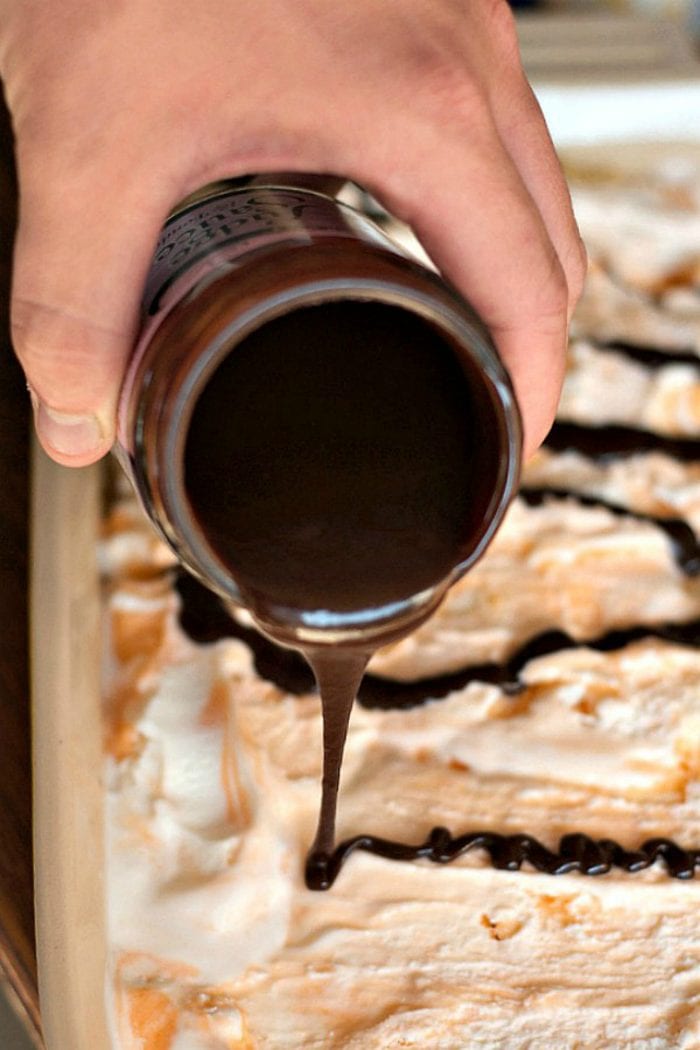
[{"x1": 0, "y1": 0, "x2": 585, "y2": 465}]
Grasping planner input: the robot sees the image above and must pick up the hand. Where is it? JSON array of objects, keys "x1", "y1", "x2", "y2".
[{"x1": 0, "y1": 0, "x2": 585, "y2": 465}]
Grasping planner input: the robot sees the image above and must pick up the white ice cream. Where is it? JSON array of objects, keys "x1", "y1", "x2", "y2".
[
  {"x1": 103, "y1": 579, "x2": 700, "y2": 1049},
  {"x1": 103, "y1": 163, "x2": 700, "y2": 1049}
]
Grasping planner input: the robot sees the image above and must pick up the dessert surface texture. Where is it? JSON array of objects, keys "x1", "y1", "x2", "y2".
[{"x1": 102, "y1": 161, "x2": 700, "y2": 1049}]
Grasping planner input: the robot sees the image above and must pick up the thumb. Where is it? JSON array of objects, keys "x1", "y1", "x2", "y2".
[{"x1": 11, "y1": 163, "x2": 174, "y2": 466}]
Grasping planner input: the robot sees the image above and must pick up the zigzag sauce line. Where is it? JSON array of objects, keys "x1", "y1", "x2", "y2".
[{"x1": 306, "y1": 827, "x2": 700, "y2": 890}]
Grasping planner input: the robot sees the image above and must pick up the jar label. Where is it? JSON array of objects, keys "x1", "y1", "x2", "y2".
[
  {"x1": 141, "y1": 185, "x2": 393, "y2": 318},
  {"x1": 120, "y1": 184, "x2": 398, "y2": 452}
]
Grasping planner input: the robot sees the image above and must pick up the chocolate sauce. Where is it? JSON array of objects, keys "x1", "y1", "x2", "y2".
[
  {"x1": 520, "y1": 486, "x2": 700, "y2": 575},
  {"x1": 600, "y1": 340, "x2": 700, "y2": 371},
  {"x1": 184, "y1": 300, "x2": 496, "y2": 624},
  {"x1": 183, "y1": 300, "x2": 502, "y2": 879},
  {"x1": 545, "y1": 421, "x2": 700, "y2": 463},
  {"x1": 174, "y1": 572, "x2": 700, "y2": 889},
  {"x1": 176, "y1": 570, "x2": 700, "y2": 704},
  {"x1": 306, "y1": 827, "x2": 700, "y2": 890},
  {"x1": 306, "y1": 648, "x2": 369, "y2": 855},
  {"x1": 179, "y1": 320, "x2": 700, "y2": 890}
]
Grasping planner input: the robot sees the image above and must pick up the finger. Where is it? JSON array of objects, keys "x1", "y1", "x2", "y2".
[
  {"x1": 11, "y1": 155, "x2": 176, "y2": 466},
  {"x1": 357, "y1": 115, "x2": 569, "y2": 459},
  {"x1": 488, "y1": 72, "x2": 587, "y2": 319}
]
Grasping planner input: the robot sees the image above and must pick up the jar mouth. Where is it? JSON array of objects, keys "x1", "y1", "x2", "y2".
[{"x1": 155, "y1": 278, "x2": 522, "y2": 648}]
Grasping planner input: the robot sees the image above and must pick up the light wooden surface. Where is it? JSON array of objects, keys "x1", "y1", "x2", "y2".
[
  {"x1": 30, "y1": 446, "x2": 110, "y2": 1050},
  {"x1": 0, "y1": 91, "x2": 111, "y2": 1050}
]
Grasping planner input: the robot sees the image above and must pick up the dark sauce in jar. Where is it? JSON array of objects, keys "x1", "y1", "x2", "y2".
[
  {"x1": 183, "y1": 299, "x2": 504, "y2": 870},
  {"x1": 118, "y1": 183, "x2": 521, "y2": 881},
  {"x1": 184, "y1": 300, "x2": 497, "y2": 622}
]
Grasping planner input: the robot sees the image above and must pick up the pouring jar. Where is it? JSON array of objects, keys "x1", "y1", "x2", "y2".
[{"x1": 115, "y1": 178, "x2": 522, "y2": 648}]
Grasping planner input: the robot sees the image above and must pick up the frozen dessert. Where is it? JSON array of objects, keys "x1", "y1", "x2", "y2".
[{"x1": 101, "y1": 159, "x2": 700, "y2": 1049}]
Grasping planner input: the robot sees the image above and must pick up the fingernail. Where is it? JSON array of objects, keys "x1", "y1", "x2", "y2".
[{"x1": 34, "y1": 400, "x2": 104, "y2": 456}]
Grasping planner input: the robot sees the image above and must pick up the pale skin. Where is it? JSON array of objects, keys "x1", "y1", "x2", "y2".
[{"x1": 0, "y1": 0, "x2": 586, "y2": 466}]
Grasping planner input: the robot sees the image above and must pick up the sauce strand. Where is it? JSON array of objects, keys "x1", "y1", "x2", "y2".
[
  {"x1": 306, "y1": 827, "x2": 700, "y2": 890},
  {"x1": 597, "y1": 340, "x2": 700, "y2": 371},
  {"x1": 176, "y1": 571, "x2": 700, "y2": 705},
  {"x1": 545, "y1": 421, "x2": 700, "y2": 462},
  {"x1": 175, "y1": 571, "x2": 700, "y2": 892},
  {"x1": 520, "y1": 486, "x2": 700, "y2": 576}
]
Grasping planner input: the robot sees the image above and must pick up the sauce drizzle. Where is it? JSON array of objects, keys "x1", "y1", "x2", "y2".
[
  {"x1": 175, "y1": 400, "x2": 700, "y2": 889},
  {"x1": 545, "y1": 422, "x2": 700, "y2": 463},
  {"x1": 598, "y1": 340, "x2": 700, "y2": 371},
  {"x1": 175, "y1": 571, "x2": 700, "y2": 705},
  {"x1": 520, "y1": 486, "x2": 700, "y2": 576},
  {"x1": 174, "y1": 571, "x2": 700, "y2": 890},
  {"x1": 306, "y1": 827, "x2": 700, "y2": 890}
]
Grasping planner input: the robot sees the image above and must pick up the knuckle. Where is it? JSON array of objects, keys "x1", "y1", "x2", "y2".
[
  {"x1": 10, "y1": 298, "x2": 49, "y2": 368},
  {"x1": 399, "y1": 19, "x2": 488, "y2": 125},
  {"x1": 534, "y1": 255, "x2": 570, "y2": 325},
  {"x1": 11, "y1": 298, "x2": 64, "y2": 365},
  {"x1": 10, "y1": 297, "x2": 117, "y2": 406},
  {"x1": 414, "y1": 57, "x2": 489, "y2": 132},
  {"x1": 404, "y1": 2, "x2": 520, "y2": 131},
  {"x1": 481, "y1": 0, "x2": 520, "y2": 60}
]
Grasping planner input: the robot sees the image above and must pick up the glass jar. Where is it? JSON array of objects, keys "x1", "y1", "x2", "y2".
[{"x1": 116, "y1": 178, "x2": 522, "y2": 649}]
